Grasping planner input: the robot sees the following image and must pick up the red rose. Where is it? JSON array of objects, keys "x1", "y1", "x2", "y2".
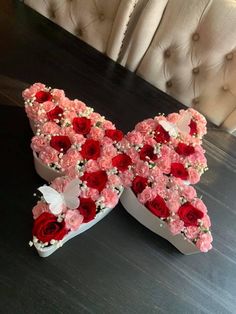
[
  {"x1": 178, "y1": 202, "x2": 204, "y2": 226},
  {"x1": 35, "y1": 90, "x2": 52, "y2": 103},
  {"x1": 176, "y1": 143, "x2": 195, "y2": 156},
  {"x1": 105, "y1": 129, "x2": 124, "y2": 142},
  {"x1": 73, "y1": 117, "x2": 91, "y2": 135},
  {"x1": 47, "y1": 106, "x2": 63, "y2": 122},
  {"x1": 78, "y1": 198, "x2": 97, "y2": 223},
  {"x1": 112, "y1": 153, "x2": 132, "y2": 172},
  {"x1": 81, "y1": 170, "x2": 108, "y2": 192},
  {"x1": 50, "y1": 136, "x2": 71, "y2": 153},
  {"x1": 155, "y1": 124, "x2": 170, "y2": 143},
  {"x1": 80, "y1": 139, "x2": 100, "y2": 160},
  {"x1": 132, "y1": 176, "x2": 148, "y2": 194},
  {"x1": 189, "y1": 119, "x2": 197, "y2": 135},
  {"x1": 170, "y1": 163, "x2": 188, "y2": 180},
  {"x1": 32, "y1": 212, "x2": 68, "y2": 243},
  {"x1": 139, "y1": 144, "x2": 157, "y2": 161},
  {"x1": 145, "y1": 195, "x2": 170, "y2": 219}
]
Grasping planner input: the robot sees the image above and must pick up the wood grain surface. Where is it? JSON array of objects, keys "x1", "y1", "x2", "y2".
[{"x1": 0, "y1": 1, "x2": 236, "y2": 313}]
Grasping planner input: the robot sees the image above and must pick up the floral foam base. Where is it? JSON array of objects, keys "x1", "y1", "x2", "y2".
[{"x1": 120, "y1": 188, "x2": 200, "y2": 255}]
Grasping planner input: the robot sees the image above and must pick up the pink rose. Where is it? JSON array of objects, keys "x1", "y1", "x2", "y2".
[
  {"x1": 196, "y1": 233, "x2": 213, "y2": 252},
  {"x1": 40, "y1": 122, "x2": 61, "y2": 134},
  {"x1": 39, "y1": 147, "x2": 59, "y2": 164},
  {"x1": 169, "y1": 218, "x2": 184, "y2": 235},
  {"x1": 31, "y1": 136, "x2": 46, "y2": 152},
  {"x1": 138, "y1": 187, "x2": 156, "y2": 204},
  {"x1": 185, "y1": 226, "x2": 199, "y2": 240},
  {"x1": 101, "y1": 188, "x2": 119, "y2": 208},
  {"x1": 188, "y1": 167, "x2": 200, "y2": 184},
  {"x1": 32, "y1": 202, "x2": 49, "y2": 219},
  {"x1": 64, "y1": 209, "x2": 84, "y2": 231}
]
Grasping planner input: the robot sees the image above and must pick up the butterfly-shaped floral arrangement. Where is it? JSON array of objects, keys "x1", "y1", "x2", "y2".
[{"x1": 24, "y1": 83, "x2": 212, "y2": 256}]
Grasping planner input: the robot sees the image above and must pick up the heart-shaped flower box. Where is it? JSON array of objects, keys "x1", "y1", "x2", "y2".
[
  {"x1": 121, "y1": 188, "x2": 200, "y2": 255},
  {"x1": 33, "y1": 189, "x2": 123, "y2": 257}
]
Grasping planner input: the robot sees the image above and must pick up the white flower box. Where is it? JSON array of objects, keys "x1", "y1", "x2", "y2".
[
  {"x1": 33, "y1": 151, "x2": 64, "y2": 182},
  {"x1": 34, "y1": 206, "x2": 114, "y2": 257},
  {"x1": 120, "y1": 188, "x2": 200, "y2": 255}
]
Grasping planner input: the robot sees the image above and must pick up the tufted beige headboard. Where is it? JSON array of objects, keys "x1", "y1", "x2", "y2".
[
  {"x1": 23, "y1": 0, "x2": 140, "y2": 62},
  {"x1": 123, "y1": 0, "x2": 236, "y2": 134}
]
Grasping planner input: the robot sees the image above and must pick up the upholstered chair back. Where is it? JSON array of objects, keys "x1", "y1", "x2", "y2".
[
  {"x1": 123, "y1": 0, "x2": 236, "y2": 134},
  {"x1": 23, "y1": 0, "x2": 139, "y2": 62}
]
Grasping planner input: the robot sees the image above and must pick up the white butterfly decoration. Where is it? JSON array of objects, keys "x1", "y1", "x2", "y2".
[
  {"x1": 159, "y1": 111, "x2": 192, "y2": 138},
  {"x1": 38, "y1": 179, "x2": 81, "y2": 215}
]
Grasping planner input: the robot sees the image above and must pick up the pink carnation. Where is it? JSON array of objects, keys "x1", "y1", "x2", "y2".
[
  {"x1": 80, "y1": 187, "x2": 99, "y2": 201},
  {"x1": 73, "y1": 99, "x2": 87, "y2": 112},
  {"x1": 135, "y1": 119, "x2": 156, "y2": 135},
  {"x1": 126, "y1": 131, "x2": 143, "y2": 146},
  {"x1": 84, "y1": 160, "x2": 100, "y2": 172},
  {"x1": 40, "y1": 122, "x2": 61, "y2": 134},
  {"x1": 119, "y1": 170, "x2": 134, "y2": 187},
  {"x1": 135, "y1": 160, "x2": 150, "y2": 177},
  {"x1": 196, "y1": 233, "x2": 213, "y2": 252},
  {"x1": 202, "y1": 214, "x2": 211, "y2": 228},
  {"x1": 124, "y1": 148, "x2": 139, "y2": 163},
  {"x1": 22, "y1": 82, "x2": 46, "y2": 99},
  {"x1": 166, "y1": 191, "x2": 181, "y2": 213},
  {"x1": 181, "y1": 185, "x2": 197, "y2": 201},
  {"x1": 39, "y1": 147, "x2": 59, "y2": 164},
  {"x1": 101, "y1": 144, "x2": 117, "y2": 158},
  {"x1": 89, "y1": 127, "x2": 105, "y2": 141},
  {"x1": 101, "y1": 188, "x2": 119, "y2": 208},
  {"x1": 60, "y1": 149, "x2": 82, "y2": 170},
  {"x1": 32, "y1": 202, "x2": 49, "y2": 219},
  {"x1": 98, "y1": 157, "x2": 112, "y2": 171},
  {"x1": 138, "y1": 187, "x2": 156, "y2": 204},
  {"x1": 51, "y1": 88, "x2": 65, "y2": 101},
  {"x1": 192, "y1": 198, "x2": 208, "y2": 214},
  {"x1": 169, "y1": 218, "x2": 184, "y2": 235},
  {"x1": 64, "y1": 209, "x2": 84, "y2": 231},
  {"x1": 102, "y1": 120, "x2": 115, "y2": 130},
  {"x1": 188, "y1": 167, "x2": 200, "y2": 184},
  {"x1": 51, "y1": 177, "x2": 71, "y2": 192},
  {"x1": 109, "y1": 174, "x2": 122, "y2": 186},
  {"x1": 31, "y1": 136, "x2": 46, "y2": 152},
  {"x1": 63, "y1": 110, "x2": 77, "y2": 121},
  {"x1": 89, "y1": 112, "x2": 102, "y2": 125},
  {"x1": 185, "y1": 226, "x2": 199, "y2": 240}
]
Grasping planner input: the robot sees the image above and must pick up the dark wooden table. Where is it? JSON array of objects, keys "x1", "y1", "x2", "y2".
[{"x1": 1, "y1": 1, "x2": 236, "y2": 313}]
